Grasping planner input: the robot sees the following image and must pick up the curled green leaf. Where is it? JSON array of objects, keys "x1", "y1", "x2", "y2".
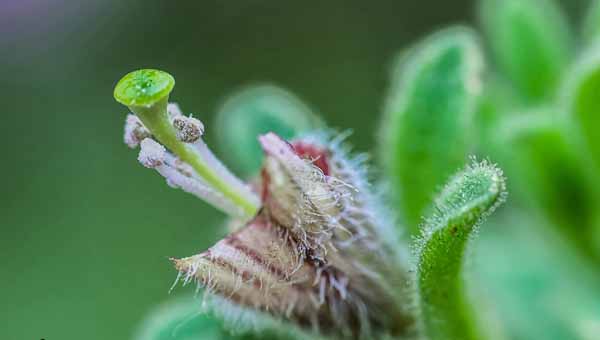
[
  {"x1": 479, "y1": 0, "x2": 571, "y2": 100},
  {"x1": 215, "y1": 85, "x2": 322, "y2": 176},
  {"x1": 381, "y1": 26, "x2": 484, "y2": 233},
  {"x1": 416, "y1": 160, "x2": 506, "y2": 340}
]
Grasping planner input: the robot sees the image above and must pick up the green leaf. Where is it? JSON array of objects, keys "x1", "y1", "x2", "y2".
[
  {"x1": 564, "y1": 43, "x2": 600, "y2": 168},
  {"x1": 474, "y1": 75, "x2": 518, "y2": 156},
  {"x1": 584, "y1": 0, "x2": 600, "y2": 43},
  {"x1": 474, "y1": 208, "x2": 600, "y2": 340},
  {"x1": 215, "y1": 85, "x2": 322, "y2": 176},
  {"x1": 133, "y1": 296, "x2": 224, "y2": 340},
  {"x1": 381, "y1": 26, "x2": 484, "y2": 233},
  {"x1": 201, "y1": 296, "x2": 323, "y2": 340},
  {"x1": 415, "y1": 160, "x2": 506, "y2": 340},
  {"x1": 134, "y1": 295, "x2": 320, "y2": 340},
  {"x1": 479, "y1": 0, "x2": 571, "y2": 101},
  {"x1": 496, "y1": 111, "x2": 600, "y2": 261}
]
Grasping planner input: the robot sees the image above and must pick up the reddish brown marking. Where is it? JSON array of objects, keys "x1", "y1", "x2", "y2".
[
  {"x1": 206, "y1": 255, "x2": 263, "y2": 289},
  {"x1": 204, "y1": 244, "x2": 315, "y2": 295},
  {"x1": 225, "y1": 234, "x2": 289, "y2": 280},
  {"x1": 260, "y1": 168, "x2": 270, "y2": 202},
  {"x1": 291, "y1": 141, "x2": 330, "y2": 175}
]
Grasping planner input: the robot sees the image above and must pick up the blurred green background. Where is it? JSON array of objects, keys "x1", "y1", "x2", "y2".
[{"x1": 0, "y1": 0, "x2": 594, "y2": 339}]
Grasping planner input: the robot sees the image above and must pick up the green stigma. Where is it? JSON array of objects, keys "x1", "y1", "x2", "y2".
[{"x1": 114, "y1": 69, "x2": 175, "y2": 108}]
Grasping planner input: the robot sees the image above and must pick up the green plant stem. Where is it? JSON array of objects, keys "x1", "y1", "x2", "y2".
[{"x1": 131, "y1": 98, "x2": 259, "y2": 217}]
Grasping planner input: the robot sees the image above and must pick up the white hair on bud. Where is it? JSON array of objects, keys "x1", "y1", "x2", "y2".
[
  {"x1": 173, "y1": 115, "x2": 204, "y2": 143},
  {"x1": 253, "y1": 131, "x2": 413, "y2": 337},
  {"x1": 261, "y1": 132, "x2": 353, "y2": 253},
  {"x1": 138, "y1": 138, "x2": 166, "y2": 168},
  {"x1": 124, "y1": 114, "x2": 151, "y2": 148},
  {"x1": 299, "y1": 130, "x2": 406, "y2": 261}
]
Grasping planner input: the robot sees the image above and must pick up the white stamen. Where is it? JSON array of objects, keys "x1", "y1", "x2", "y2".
[
  {"x1": 138, "y1": 138, "x2": 165, "y2": 168},
  {"x1": 156, "y1": 154, "x2": 246, "y2": 218},
  {"x1": 124, "y1": 114, "x2": 151, "y2": 148},
  {"x1": 137, "y1": 137, "x2": 246, "y2": 217},
  {"x1": 125, "y1": 103, "x2": 260, "y2": 217}
]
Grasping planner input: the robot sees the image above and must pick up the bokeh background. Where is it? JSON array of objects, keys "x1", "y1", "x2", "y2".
[{"x1": 0, "y1": 0, "x2": 594, "y2": 339}]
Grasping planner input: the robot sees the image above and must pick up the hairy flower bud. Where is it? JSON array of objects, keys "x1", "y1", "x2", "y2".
[
  {"x1": 115, "y1": 68, "x2": 414, "y2": 339},
  {"x1": 173, "y1": 132, "x2": 414, "y2": 338}
]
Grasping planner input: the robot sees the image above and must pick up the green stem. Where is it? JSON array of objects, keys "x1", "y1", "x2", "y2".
[{"x1": 132, "y1": 99, "x2": 258, "y2": 217}]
